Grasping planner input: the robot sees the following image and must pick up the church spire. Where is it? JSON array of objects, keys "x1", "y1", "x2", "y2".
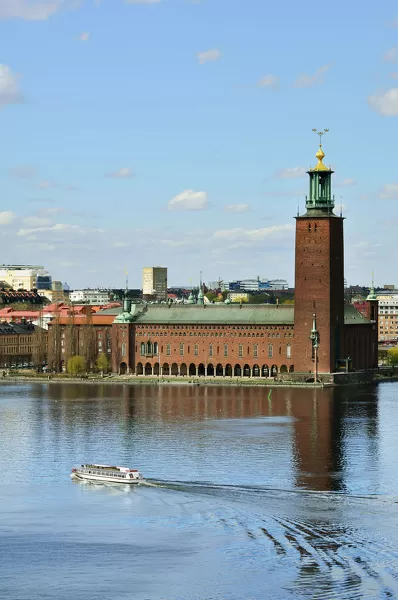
[{"x1": 305, "y1": 129, "x2": 335, "y2": 214}]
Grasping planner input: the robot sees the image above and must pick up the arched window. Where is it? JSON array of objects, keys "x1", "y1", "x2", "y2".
[
  {"x1": 287, "y1": 344, "x2": 291, "y2": 359},
  {"x1": 140, "y1": 342, "x2": 145, "y2": 356},
  {"x1": 268, "y1": 344, "x2": 273, "y2": 359},
  {"x1": 147, "y1": 341, "x2": 152, "y2": 354},
  {"x1": 308, "y1": 223, "x2": 311, "y2": 233},
  {"x1": 153, "y1": 342, "x2": 158, "y2": 355}
]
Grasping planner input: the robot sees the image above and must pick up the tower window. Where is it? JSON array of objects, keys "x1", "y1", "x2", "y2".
[
  {"x1": 308, "y1": 223, "x2": 311, "y2": 232},
  {"x1": 314, "y1": 223, "x2": 317, "y2": 232}
]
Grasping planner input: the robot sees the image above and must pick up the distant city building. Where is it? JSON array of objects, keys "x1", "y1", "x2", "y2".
[
  {"x1": 69, "y1": 289, "x2": 111, "y2": 305},
  {"x1": 226, "y1": 277, "x2": 289, "y2": 292},
  {"x1": 0, "y1": 321, "x2": 47, "y2": 368},
  {"x1": 0, "y1": 265, "x2": 52, "y2": 292},
  {"x1": 142, "y1": 267, "x2": 168, "y2": 301},
  {"x1": 377, "y1": 294, "x2": 398, "y2": 342}
]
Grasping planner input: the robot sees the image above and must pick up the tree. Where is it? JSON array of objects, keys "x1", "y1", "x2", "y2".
[
  {"x1": 387, "y1": 348, "x2": 398, "y2": 365},
  {"x1": 96, "y1": 353, "x2": 109, "y2": 373},
  {"x1": 33, "y1": 320, "x2": 47, "y2": 372},
  {"x1": 67, "y1": 355, "x2": 86, "y2": 376},
  {"x1": 81, "y1": 307, "x2": 96, "y2": 372}
]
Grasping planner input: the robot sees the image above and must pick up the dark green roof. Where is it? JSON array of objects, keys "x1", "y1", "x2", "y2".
[
  {"x1": 344, "y1": 304, "x2": 372, "y2": 325},
  {"x1": 135, "y1": 304, "x2": 294, "y2": 325},
  {"x1": 109, "y1": 303, "x2": 371, "y2": 327}
]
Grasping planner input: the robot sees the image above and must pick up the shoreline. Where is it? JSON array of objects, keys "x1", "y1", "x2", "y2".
[{"x1": 0, "y1": 372, "x2": 397, "y2": 388}]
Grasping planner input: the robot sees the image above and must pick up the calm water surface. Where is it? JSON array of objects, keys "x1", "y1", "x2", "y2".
[{"x1": 1, "y1": 382, "x2": 398, "y2": 599}]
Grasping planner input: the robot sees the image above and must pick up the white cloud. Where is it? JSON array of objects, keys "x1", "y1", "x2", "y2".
[
  {"x1": 38, "y1": 180, "x2": 55, "y2": 189},
  {"x1": 168, "y1": 189, "x2": 208, "y2": 211},
  {"x1": 368, "y1": 88, "x2": 398, "y2": 116},
  {"x1": 224, "y1": 203, "x2": 249, "y2": 213},
  {"x1": 384, "y1": 47, "x2": 398, "y2": 62},
  {"x1": 105, "y1": 167, "x2": 134, "y2": 179},
  {"x1": 197, "y1": 49, "x2": 221, "y2": 65},
  {"x1": 79, "y1": 32, "x2": 89, "y2": 41},
  {"x1": 0, "y1": 211, "x2": 15, "y2": 225},
  {"x1": 257, "y1": 75, "x2": 279, "y2": 88},
  {"x1": 17, "y1": 223, "x2": 104, "y2": 237},
  {"x1": 8, "y1": 165, "x2": 37, "y2": 179},
  {"x1": 0, "y1": 0, "x2": 61, "y2": 20},
  {"x1": 379, "y1": 183, "x2": 398, "y2": 199},
  {"x1": 213, "y1": 224, "x2": 293, "y2": 241},
  {"x1": 23, "y1": 216, "x2": 52, "y2": 227},
  {"x1": 293, "y1": 64, "x2": 331, "y2": 88},
  {"x1": 334, "y1": 177, "x2": 356, "y2": 188},
  {"x1": 0, "y1": 64, "x2": 23, "y2": 108},
  {"x1": 275, "y1": 166, "x2": 307, "y2": 179}
]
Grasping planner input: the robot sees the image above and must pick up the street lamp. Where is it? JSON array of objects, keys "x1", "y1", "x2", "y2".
[{"x1": 309, "y1": 313, "x2": 319, "y2": 383}]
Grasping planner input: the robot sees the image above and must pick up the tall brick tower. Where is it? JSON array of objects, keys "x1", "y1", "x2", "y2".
[{"x1": 294, "y1": 131, "x2": 344, "y2": 375}]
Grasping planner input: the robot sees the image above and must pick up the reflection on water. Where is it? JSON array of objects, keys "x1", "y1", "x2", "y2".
[{"x1": 0, "y1": 381, "x2": 397, "y2": 599}]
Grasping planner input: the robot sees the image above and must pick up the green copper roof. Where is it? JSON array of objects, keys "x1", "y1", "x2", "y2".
[
  {"x1": 135, "y1": 304, "x2": 294, "y2": 325},
  {"x1": 366, "y1": 286, "x2": 378, "y2": 301},
  {"x1": 108, "y1": 303, "x2": 371, "y2": 326},
  {"x1": 344, "y1": 305, "x2": 372, "y2": 325},
  {"x1": 114, "y1": 310, "x2": 134, "y2": 323}
]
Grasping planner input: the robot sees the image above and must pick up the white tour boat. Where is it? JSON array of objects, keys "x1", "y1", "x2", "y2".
[{"x1": 71, "y1": 464, "x2": 145, "y2": 485}]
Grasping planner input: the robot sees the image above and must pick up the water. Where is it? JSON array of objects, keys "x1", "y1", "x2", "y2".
[{"x1": 1, "y1": 382, "x2": 398, "y2": 599}]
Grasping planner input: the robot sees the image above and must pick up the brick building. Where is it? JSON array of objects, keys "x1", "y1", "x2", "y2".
[
  {"x1": 48, "y1": 139, "x2": 378, "y2": 379},
  {"x1": 0, "y1": 321, "x2": 47, "y2": 368}
]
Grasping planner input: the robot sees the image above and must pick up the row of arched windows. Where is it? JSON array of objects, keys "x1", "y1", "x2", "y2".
[{"x1": 140, "y1": 342, "x2": 292, "y2": 359}]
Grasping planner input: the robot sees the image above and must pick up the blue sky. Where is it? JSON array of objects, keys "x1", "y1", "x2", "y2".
[{"x1": 1, "y1": 0, "x2": 398, "y2": 289}]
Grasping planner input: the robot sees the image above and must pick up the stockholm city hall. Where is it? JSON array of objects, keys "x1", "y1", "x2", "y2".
[{"x1": 49, "y1": 133, "x2": 379, "y2": 381}]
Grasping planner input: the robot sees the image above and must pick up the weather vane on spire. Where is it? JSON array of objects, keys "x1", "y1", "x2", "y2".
[{"x1": 312, "y1": 128, "x2": 329, "y2": 146}]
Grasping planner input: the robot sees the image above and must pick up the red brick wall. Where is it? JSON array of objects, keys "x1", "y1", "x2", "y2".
[
  {"x1": 294, "y1": 216, "x2": 345, "y2": 373},
  {"x1": 133, "y1": 323, "x2": 294, "y2": 375}
]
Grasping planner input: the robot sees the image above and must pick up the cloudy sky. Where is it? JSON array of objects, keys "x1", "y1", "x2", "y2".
[{"x1": 1, "y1": 0, "x2": 397, "y2": 289}]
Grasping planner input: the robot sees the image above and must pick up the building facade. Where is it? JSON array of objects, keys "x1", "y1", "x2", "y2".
[
  {"x1": 47, "y1": 139, "x2": 378, "y2": 379},
  {"x1": 142, "y1": 267, "x2": 168, "y2": 301},
  {"x1": 69, "y1": 289, "x2": 111, "y2": 305}
]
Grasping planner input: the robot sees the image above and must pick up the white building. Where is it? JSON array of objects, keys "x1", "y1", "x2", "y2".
[
  {"x1": 142, "y1": 267, "x2": 168, "y2": 301},
  {"x1": 0, "y1": 265, "x2": 52, "y2": 292},
  {"x1": 377, "y1": 294, "x2": 398, "y2": 342},
  {"x1": 69, "y1": 289, "x2": 111, "y2": 305}
]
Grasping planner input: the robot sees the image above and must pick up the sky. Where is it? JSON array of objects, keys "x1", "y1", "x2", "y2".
[{"x1": 1, "y1": 0, "x2": 398, "y2": 289}]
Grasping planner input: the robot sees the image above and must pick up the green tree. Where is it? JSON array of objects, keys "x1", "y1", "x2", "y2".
[
  {"x1": 67, "y1": 355, "x2": 86, "y2": 376},
  {"x1": 96, "y1": 353, "x2": 109, "y2": 373},
  {"x1": 387, "y1": 348, "x2": 398, "y2": 365}
]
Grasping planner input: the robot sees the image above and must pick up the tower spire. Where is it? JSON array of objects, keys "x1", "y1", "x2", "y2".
[{"x1": 305, "y1": 129, "x2": 335, "y2": 214}]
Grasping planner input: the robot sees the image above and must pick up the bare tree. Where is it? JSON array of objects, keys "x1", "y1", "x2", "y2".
[{"x1": 81, "y1": 307, "x2": 96, "y2": 372}]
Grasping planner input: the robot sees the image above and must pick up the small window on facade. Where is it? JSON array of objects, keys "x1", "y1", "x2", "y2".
[
  {"x1": 308, "y1": 223, "x2": 311, "y2": 232},
  {"x1": 194, "y1": 344, "x2": 199, "y2": 356},
  {"x1": 238, "y1": 344, "x2": 243, "y2": 357},
  {"x1": 253, "y1": 344, "x2": 258, "y2": 358},
  {"x1": 224, "y1": 344, "x2": 228, "y2": 357},
  {"x1": 140, "y1": 342, "x2": 145, "y2": 355},
  {"x1": 153, "y1": 342, "x2": 158, "y2": 354},
  {"x1": 286, "y1": 344, "x2": 291, "y2": 359},
  {"x1": 268, "y1": 344, "x2": 273, "y2": 358},
  {"x1": 180, "y1": 343, "x2": 184, "y2": 356},
  {"x1": 166, "y1": 343, "x2": 171, "y2": 356},
  {"x1": 209, "y1": 344, "x2": 213, "y2": 358}
]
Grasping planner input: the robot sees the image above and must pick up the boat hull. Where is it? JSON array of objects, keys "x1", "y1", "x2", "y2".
[{"x1": 71, "y1": 472, "x2": 143, "y2": 485}]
